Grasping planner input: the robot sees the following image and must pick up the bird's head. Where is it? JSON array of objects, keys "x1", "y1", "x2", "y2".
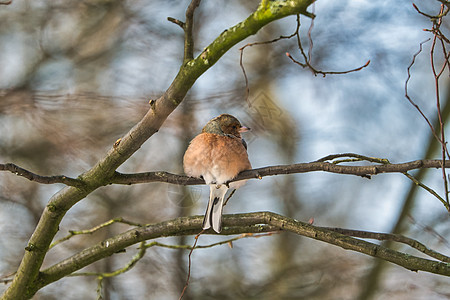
[{"x1": 202, "y1": 114, "x2": 250, "y2": 138}]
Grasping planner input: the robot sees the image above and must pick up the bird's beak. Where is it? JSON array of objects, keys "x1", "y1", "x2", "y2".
[{"x1": 239, "y1": 126, "x2": 251, "y2": 133}]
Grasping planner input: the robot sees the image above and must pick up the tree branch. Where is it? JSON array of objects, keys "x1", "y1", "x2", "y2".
[
  {"x1": 109, "y1": 159, "x2": 450, "y2": 185},
  {"x1": 324, "y1": 227, "x2": 450, "y2": 263},
  {"x1": 33, "y1": 212, "x2": 450, "y2": 292},
  {"x1": 49, "y1": 217, "x2": 144, "y2": 249},
  {"x1": 3, "y1": 156, "x2": 449, "y2": 210},
  {"x1": 184, "y1": 0, "x2": 201, "y2": 62},
  {"x1": 167, "y1": 0, "x2": 202, "y2": 62},
  {"x1": 3, "y1": 157, "x2": 448, "y2": 187},
  {"x1": 285, "y1": 13, "x2": 370, "y2": 77},
  {"x1": 0, "y1": 163, "x2": 84, "y2": 187}
]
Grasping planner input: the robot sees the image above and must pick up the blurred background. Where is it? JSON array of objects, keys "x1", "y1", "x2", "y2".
[{"x1": 0, "y1": 0, "x2": 449, "y2": 299}]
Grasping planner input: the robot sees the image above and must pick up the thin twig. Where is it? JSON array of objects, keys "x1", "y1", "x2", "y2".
[
  {"x1": 430, "y1": 4, "x2": 450, "y2": 207},
  {"x1": 324, "y1": 227, "x2": 450, "y2": 263},
  {"x1": 413, "y1": 3, "x2": 450, "y2": 19},
  {"x1": 167, "y1": 17, "x2": 185, "y2": 29},
  {"x1": 70, "y1": 241, "x2": 146, "y2": 278},
  {"x1": 286, "y1": 52, "x2": 370, "y2": 76},
  {"x1": 413, "y1": 3, "x2": 438, "y2": 19},
  {"x1": 239, "y1": 12, "x2": 370, "y2": 80},
  {"x1": 316, "y1": 153, "x2": 449, "y2": 210},
  {"x1": 96, "y1": 277, "x2": 103, "y2": 300},
  {"x1": 179, "y1": 230, "x2": 204, "y2": 300},
  {"x1": 315, "y1": 153, "x2": 390, "y2": 164},
  {"x1": 144, "y1": 231, "x2": 278, "y2": 250},
  {"x1": 183, "y1": 0, "x2": 201, "y2": 62},
  {"x1": 403, "y1": 172, "x2": 447, "y2": 208},
  {"x1": 410, "y1": 2, "x2": 450, "y2": 207},
  {"x1": 408, "y1": 215, "x2": 450, "y2": 248},
  {"x1": 239, "y1": 47, "x2": 250, "y2": 104},
  {"x1": 50, "y1": 217, "x2": 144, "y2": 249},
  {"x1": 0, "y1": 163, "x2": 84, "y2": 187},
  {"x1": 167, "y1": 0, "x2": 201, "y2": 63},
  {"x1": 238, "y1": 16, "x2": 300, "y2": 104},
  {"x1": 306, "y1": 3, "x2": 315, "y2": 64},
  {"x1": 288, "y1": 13, "x2": 370, "y2": 77},
  {"x1": 404, "y1": 38, "x2": 439, "y2": 140}
]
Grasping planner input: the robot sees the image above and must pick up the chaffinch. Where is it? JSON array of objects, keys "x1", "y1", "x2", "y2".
[{"x1": 183, "y1": 114, "x2": 252, "y2": 233}]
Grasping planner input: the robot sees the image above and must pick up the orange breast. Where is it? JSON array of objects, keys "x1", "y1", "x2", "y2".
[{"x1": 183, "y1": 132, "x2": 251, "y2": 184}]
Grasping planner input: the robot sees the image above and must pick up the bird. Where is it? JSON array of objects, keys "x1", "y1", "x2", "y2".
[{"x1": 183, "y1": 114, "x2": 252, "y2": 233}]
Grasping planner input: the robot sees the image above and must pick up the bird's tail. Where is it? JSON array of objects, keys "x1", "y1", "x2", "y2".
[{"x1": 203, "y1": 185, "x2": 228, "y2": 233}]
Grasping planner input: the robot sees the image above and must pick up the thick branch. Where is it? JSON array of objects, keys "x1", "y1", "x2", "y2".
[
  {"x1": 110, "y1": 159, "x2": 450, "y2": 185},
  {"x1": 34, "y1": 212, "x2": 449, "y2": 292}
]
